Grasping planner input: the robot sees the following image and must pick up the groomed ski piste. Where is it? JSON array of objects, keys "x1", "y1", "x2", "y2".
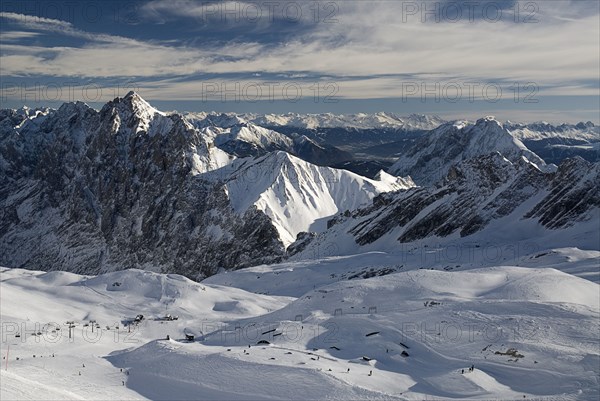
[{"x1": 1, "y1": 245, "x2": 599, "y2": 400}]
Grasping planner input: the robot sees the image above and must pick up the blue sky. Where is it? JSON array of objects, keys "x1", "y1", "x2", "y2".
[{"x1": 0, "y1": 0, "x2": 598, "y2": 123}]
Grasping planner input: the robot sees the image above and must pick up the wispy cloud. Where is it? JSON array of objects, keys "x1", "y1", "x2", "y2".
[
  {"x1": 0, "y1": 30, "x2": 41, "y2": 41},
  {"x1": 0, "y1": 12, "x2": 73, "y2": 30},
  {"x1": 1, "y1": 1, "x2": 598, "y2": 104}
]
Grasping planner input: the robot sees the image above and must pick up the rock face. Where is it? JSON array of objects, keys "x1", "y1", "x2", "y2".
[
  {"x1": 321, "y1": 153, "x2": 599, "y2": 248},
  {"x1": 388, "y1": 117, "x2": 554, "y2": 186},
  {"x1": 0, "y1": 93, "x2": 405, "y2": 278},
  {"x1": 0, "y1": 92, "x2": 284, "y2": 278}
]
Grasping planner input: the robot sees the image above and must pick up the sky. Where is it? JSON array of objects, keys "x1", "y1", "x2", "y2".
[{"x1": 0, "y1": 0, "x2": 598, "y2": 123}]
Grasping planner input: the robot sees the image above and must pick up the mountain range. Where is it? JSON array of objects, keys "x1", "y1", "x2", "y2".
[
  {"x1": 1, "y1": 92, "x2": 598, "y2": 279},
  {"x1": 0, "y1": 93, "x2": 407, "y2": 278}
]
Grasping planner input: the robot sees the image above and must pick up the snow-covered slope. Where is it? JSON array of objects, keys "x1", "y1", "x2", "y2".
[
  {"x1": 3, "y1": 254, "x2": 598, "y2": 400},
  {"x1": 205, "y1": 247, "x2": 600, "y2": 297},
  {"x1": 206, "y1": 263, "x2": 599, "y2": 400},
  {"x1": 292, "y1": 153, "x2": 600, "y2": 259},
  {"x1": 205, "y1": 151, "x2": 414, "y2": 245},
  {"x1": 388, "y1": 117, "x2": 554, "y2": 185},
  {"x1": 0, "y1": 267, "x2": 293, "y2": 400},
  {"x1": 203, "y1": 123, "x2": 352, "y2": 165},
  {"x1": 211, "y1": 124, "x2": 293, "y2": 153}
]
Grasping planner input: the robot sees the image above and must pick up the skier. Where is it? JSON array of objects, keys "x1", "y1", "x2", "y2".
[
  {"x1": 461, "y1": 369, "x2": 464, "y2": 374},
  {"x1": 368, "y1": 370, "x2": 372, "y2": 376},
  {"x1": 471, "y1": 364, "x2": 474, "y2": 372},
  {"x1": 122, "y1": 380, "x2": 125, "y2": 386},
  {"x1": 347, "y1": 368, "x2": 350, "y2": 372}
]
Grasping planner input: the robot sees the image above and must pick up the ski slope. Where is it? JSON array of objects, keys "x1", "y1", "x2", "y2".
[{"x1": 2, "y1": 246, "x2": 599, "y2": 400}]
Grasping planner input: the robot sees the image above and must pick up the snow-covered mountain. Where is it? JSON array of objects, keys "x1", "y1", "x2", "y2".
[
  {"x1": 183, "y1": 111, "x2": 247, "y2": 129},
  {"x1": 295, "y1": 153, "x2": 599, "y2": 258},
  {"x1": 506, "y1": 121, "x2": 599, "y2": 164},
  {"x1": 208, "y1": 123, "x2": 294, "y2": 155},
  {"x1": 0, "y1": 92, "x2": 280, "y2": 278},
  {"x1": 184, "y1": 111, "x2": 448, "y2": 177},
  {"x1": 388, "y1": 117, "x2": 554, "y2": 185},
  {"x1": 203, "y1": 151, "x2": 414, "y2": 245},
  {"x1": 0, "y1": 93, "x2": 403, "y2": 278},
  {"x1": 204, "y1": 123, "x2": 352, "y2": 165},
  {"x1": 506, "y1": 120, "x2": 599, "y2": 142}
]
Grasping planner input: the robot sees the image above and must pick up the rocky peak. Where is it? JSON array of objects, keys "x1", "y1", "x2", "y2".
[
  {"x1": 388, "y1": 115, "x2": 550, "y2": 185},
  {"x1": 575, "y1": 121, "x2": 595, "y2": 129}
]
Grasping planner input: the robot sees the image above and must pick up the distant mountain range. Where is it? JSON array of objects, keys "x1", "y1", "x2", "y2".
[
  {"x1": 185, "y1": 110, "x2": 598, "y2": 177},
  {"x1": 185, "y1": 111, "x2": 446, "y2": 130}
]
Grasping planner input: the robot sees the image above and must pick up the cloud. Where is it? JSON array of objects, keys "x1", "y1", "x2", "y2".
[
  {"x1": 0, "y1": 30, "x2": 41, "y2": 41},
  {"x1": 0, "y1": 12, "x2": 266, "y2": 78},
  {"x1": 139, "y1": 0, "x2": 321, "y2": 24},
  {"x1": 1, "y1": 2, "x2": 598, "y2": 102},
  {"x1": 0, "y1": 12, "x2": 73, "y2": 30}
]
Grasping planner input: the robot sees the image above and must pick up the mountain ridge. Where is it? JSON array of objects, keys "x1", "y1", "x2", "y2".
[{"x1": 388, "y1": 117, "x2": 554, "y2": 185}]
